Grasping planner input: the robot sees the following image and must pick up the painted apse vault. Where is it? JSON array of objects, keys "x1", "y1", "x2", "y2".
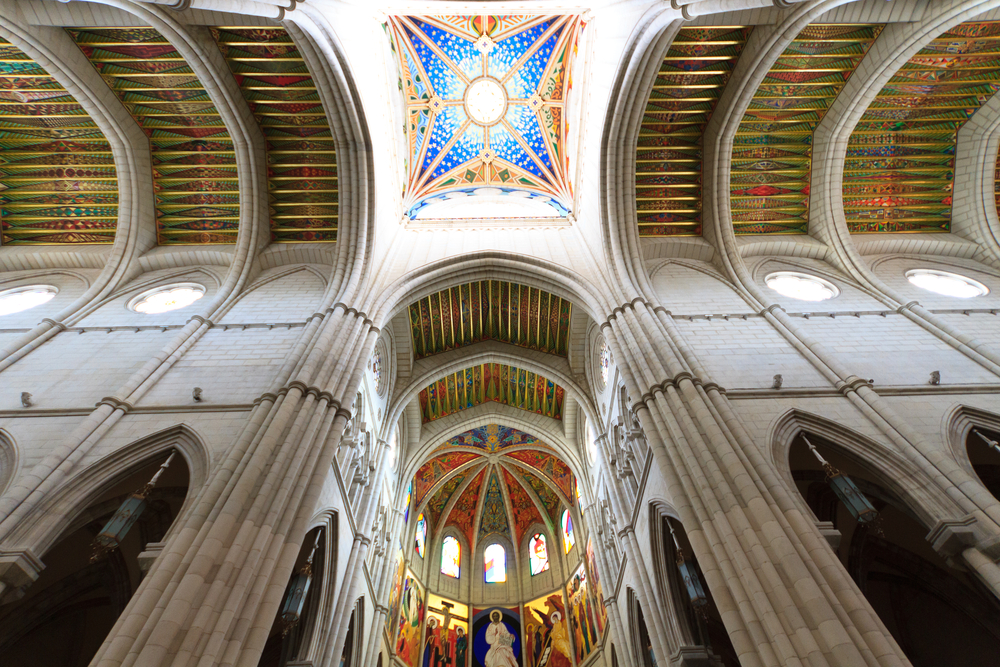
[
  {"x1": 387, "y1": 425, "x2": 604, "y2": 667},
  {"x1": 385, "y1": 15, "x2": 585, "y2": 219}
]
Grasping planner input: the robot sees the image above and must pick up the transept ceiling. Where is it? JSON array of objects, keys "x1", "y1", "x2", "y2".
[
  {"x1": 413, "y1": 424, "x2": 576, "y2": 551},
  {"x1": 417, "y1": 362, "x2": 566, "y2": 423},
  {"x1": 0, "y1": 38, "x2": 118, "y2": 245},
  {"x1": 386, "y1": 14, "x2": 582, "y2": 219}
]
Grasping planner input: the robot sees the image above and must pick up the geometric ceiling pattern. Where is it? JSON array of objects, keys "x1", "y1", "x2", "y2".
[
  {"x1": 408, "y1": 280, "x2": 572, "y2": 360},
  {"x1": 845, "y1": 20, "x2": 1000, "y2": 233},
  {"x1": 386, "y1": 15, "x2": 582, "y2": 218},
  {"x1": 418, "y1": 362, "x2": 566, "y2": 423},
  {"x1": 730, "y1": 24, "x2": 883, "y2": 235},
  {"x1": 0, "y1": 38, "x2": 118, "y2": 245},
  {"x1": 213, "y1": 27, "x2": 338, "y2": 242},
  {"x1": 636, "y1": 26, "x2": 751, "y2": 236},
  {"x1": 68, "y1": 27, "x2": 240, "y2": 245},
  {"x1": 411, "y1": 425, "x2": 575, "y2": 554}
]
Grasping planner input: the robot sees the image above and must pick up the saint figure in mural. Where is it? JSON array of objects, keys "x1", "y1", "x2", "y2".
[
  {"x1": 525, "y1": 595, "x2": 571, "y2": 667},
  {"x1": 456, "y1": 627, "x2": 468, "y2": 667},
  {"x1": 485, "y1": 611, "x2": 520, "y2": 667}
]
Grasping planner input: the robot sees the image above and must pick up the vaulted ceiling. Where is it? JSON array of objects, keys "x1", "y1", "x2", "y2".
[
  {"x1": 417, "y1": 362, "x2": 566, "y2": 423},
  {"x1": 0, "y1": 37, "x2": 118, "y2": 245},
  {"x1": 413, "y1": 424, "x2": 576, "y2": 551}
]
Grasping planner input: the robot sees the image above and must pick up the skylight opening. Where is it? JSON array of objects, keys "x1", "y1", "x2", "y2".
[
  {"x1": 0, "y1": 285, "x2": 57, "y2": 316},
  {"x1": 765, "y1": 272, "x2": 839, "y2": 302},
  {"x1": 906, "y1": 269, "x2": 988, "y2": 298}
]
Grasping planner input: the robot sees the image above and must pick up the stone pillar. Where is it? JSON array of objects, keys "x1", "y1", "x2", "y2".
[
  {"x1": 582, "y1": 503, "x2": 636, "y2": 667},
  {"x1": 604, "y1": 300, "x2": 910, "y2": 667}
]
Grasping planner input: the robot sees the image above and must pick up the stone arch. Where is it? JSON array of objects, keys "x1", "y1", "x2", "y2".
[
  {"x1": 0, "y1": 428, "x2": 18, "y2": 498},
  {"x1": 944, "y1": 404, "x2": 1000, "y2": 505},
  {"x1": 768, "y1": 408, "x2": 965, "y2": 529},
  {"x1": 3, "y1": 424, "x2": 210, "y2": 556},
  {"x1": 218, "y1": 265, "x2": 328, "y2": 325},
  {"x1": 294, "y1": 509, "x2": 339, "y2": 664}
]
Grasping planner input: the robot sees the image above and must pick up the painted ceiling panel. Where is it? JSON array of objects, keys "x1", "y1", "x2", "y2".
[
  {"x1": 478, "y1": 469, "x2": 512, "y2": 541},
  {"x1": 845, "y1": 21, "x2": 1000, "y2": 233},
  {"x1": 502, "y1": 467, "x2": 545, "y2": 545},
  {"x1": 67, "y1": 27, "x2": 238, "y2": 245},
  {"x1": 213, "y1": 27, "x2": 338, "y2": 243},
  {"x1": 446, "y1": 466, "x2": 485, "y2": 549},
  {"x1": 730, "y1": 24, "x2": 883, "y2": 235},
  {"x1": 434, "y1": 423, "x2": 547, "y2": 453},
  {"x1": 514, "y1": 466, "x2": 563, "y2": 520},
  {"x1": 386, "y1": 15, "x2": 582, "y2": 218},
  {"x1": 425, "y1": 464, "x2": 479, "y2": 527},
  {"x1": 418, "y1": 363, "x2": 565, "y2": 423},
  {"x1": 0, "y1": 38, "x2": 118, "y2": 244},
  {"x1": 504, "y1": 450, "x2": 575, "y2": 502},
  {"x1": 413, "y1": 450, "x2": 481, "y2": 505},
  {"x1": 408, "y1": 280, "x2": 572, "y2": 360},
  {"x1": 636, "y1": 26, "x2": 751, "y2": 237}
]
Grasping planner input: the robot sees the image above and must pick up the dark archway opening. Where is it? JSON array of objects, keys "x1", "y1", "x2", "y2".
[
  {"x1": 0, "y1": 452, "x2": 190, "y2": 667},
  {"x1": 790, "y1": 432, "x2": 1000, "y2": 667},
  {"x1": 659, "y1": 517, "x2": 739, "y2": 667},
  {"x1": 966, "y1": 426, "x2": 1000, "y2": 501},
  {"x1": 257, "y1": 525, "x2": 328, "y2": 667}
]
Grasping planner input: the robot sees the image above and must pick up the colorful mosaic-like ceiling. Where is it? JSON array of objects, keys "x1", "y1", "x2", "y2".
[
  {"x1": 408, "y1": 280, "x2": 571, "y2": 360},
  {"x1": 636, "y1": 26, "x2": 751, "y2": 236},
  {"x1": 213, "y1": 27, "x2": 338, "y2": 242},
  {"x1": 0, "y1": 38, "x2": 118, "y2": 244},
  {"x1": 418, "y1": 362, "x2": 565, "y2": 423},
  {"x1": 410, "y1": 425, "x2": 575, "y2": 551},
  {"x1": 730, "y1": 24, "x2": 883, "y2": 235},
  {"x1": 68, "y1": 27, "x2": 239, "y2": 245},
  {"x1": 845, "y1": 21, "x2": 1000, "y2": 233},
  {"x1": 386, "y1": 15, "x2": 583, "y2": 218}
]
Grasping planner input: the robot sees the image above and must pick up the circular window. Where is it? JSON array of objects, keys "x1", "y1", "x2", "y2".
[
  {"x1": 128, "y1": 283, "x2": 205, "y2": 314},
  {"x1": 906, "y1": 269, "x2": 988, "y2": 298},
  {"x1": 464, "y1": 77, "x2": 507, "y2": 126},
  {"x1": 0, "y1": 285, "x2": 57, "y2": 316},
  {"x1": 765, "y1": 272, "x2": 839, "y2": 302},
  {"x1": 599, "y1": 340, "x2": 612, "y2": 386}
]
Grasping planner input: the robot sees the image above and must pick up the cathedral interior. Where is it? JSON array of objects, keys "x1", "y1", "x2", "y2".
[{"x1": 4, "y1": 0, "x2": 1000, "y2": 666}]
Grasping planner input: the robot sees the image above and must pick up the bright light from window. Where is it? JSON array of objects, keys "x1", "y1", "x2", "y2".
[
  {"x1": 465, "y1": 78, "x2": 506, "y2": 125},
  {"x1": 765, "y1": 272, "x2": 838, "y2": 302},
  {"x1": 441, "y1": 536, "x2": 461, "y2": 578},
  {"x1": 599, "y1": 340, "x2": 612, "y2": 386},
  {"x1": 0, "y1": 285, "x2": 57, "y2": 316},
  {"x1": 131, "y1": 284, "x2": 205, "y2": 314},
  {"x1": 484, "y1": 543, "x2": 507, "y2": 582},
  {"x1": 906, "y1": 269, "x2": 988, "y2": 299},
  {"x1": 561, "y1": 509, "x2": 575, "y2": 554},
  {"x1": 529, "y1": 534, "x2": 549, "y2": 575}
]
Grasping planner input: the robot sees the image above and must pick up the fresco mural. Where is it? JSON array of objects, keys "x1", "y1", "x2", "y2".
[
  {"x1": 397, "y1": 570, "x2": 427, "y2": 667},
  {"x1": 585, "y1": 539, "x2": 606, "y2": 634},
  {"x1": 565, "y1": 564, "x2": 600, "y2": 663},
  {"x1": 425, "y1": 594, "x2": 470, "y2": 667},
  {"x1": 524, "y1": 592, "x2": 572, "y2": 667},
  {"x1": 387, "y1": 547, "x2": 407, "y2": 636},
  {"x1": 472, "y1": 606, "x2": 522, "y2": 667}
]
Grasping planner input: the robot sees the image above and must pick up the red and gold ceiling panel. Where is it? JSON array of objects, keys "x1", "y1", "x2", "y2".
[
  {"x1": 0, "y1": 38, "x2": 117, "y2": 244},
  {"x1": 636, "y1": 26, "x2": 751, "y2": 236},
  {"x1": 513, "y1": 465, "x2": 563, "y2": 520},
  {"x1": 418, "y1": 362, "x2": 565, "y2": 423},
  {"x1": 504, "y1": 449, "x2": 575, "y2": 502},
  {"x1": 502, "y1": 467, "x2": 545, "y2": 544},
  {"x1": 445, "y1": 466, "x2": 485, "y2": 547},
  {"x1": 425, "y1": 463, "x2": 481, "y2": 527},
  {"x1": 846, "y1": 21, "x2": 1000, "y2": 233},
  {"x1": 67, "y1": 27, "x2": 238, "y2": 245},
  {"x1": 730, "y1": 24, "x2": 883, "y2": 235},
  {"x1": 408, "y1": 280, "x2": 572, "y2": 360},
  {"x1": 413, "y1": 450, "x2": 481, "y2": 505},
  {"x1": 213, "y1": 27, "x2": 338, "y2": 243}
]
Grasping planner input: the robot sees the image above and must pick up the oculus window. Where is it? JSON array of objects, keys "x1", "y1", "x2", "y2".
[
  {"x1": 906, "y1": 269, "x2": 988, "y2": 298},
  {"x1": 385, "y1": 15, "x2": 586, "y2": 221},
  {"x1": 0, "y1": 285, "x2": 57, "y2": 316}
]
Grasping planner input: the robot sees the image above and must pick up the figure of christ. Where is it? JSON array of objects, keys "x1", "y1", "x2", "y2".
[{"x1": 484, "y1": 611, "x2": 519, "y2": 667}]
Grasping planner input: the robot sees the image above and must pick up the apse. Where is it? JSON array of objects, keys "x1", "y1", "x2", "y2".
[{"x1": 387, "y1": 425, "x2": 606, "y2": 667}]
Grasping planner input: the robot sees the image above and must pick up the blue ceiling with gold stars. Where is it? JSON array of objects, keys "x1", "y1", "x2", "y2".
[{"x1": 386, "y1": 15, "x2": 584, "y2": 219}]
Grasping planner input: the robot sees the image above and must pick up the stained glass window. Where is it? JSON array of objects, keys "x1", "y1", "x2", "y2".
[
  {"x1": 561, "y1": 509, "x2": 575, "y2": 554},
  {"x1": 441, "y1": 536, "x2": 461, "y2": 578},
  {"x1": 484, "y1": 543, "x2": 506, "y2": 583},
  {"x1": 415, "y1": 513, "x2": 427, "y2": 558},
  {"x1": 528, "y1": 534, "x2": 549, "y2": 575},
  {"x1": 0, "y1": 285, "x2": 56, "y2": 316},
  {"x1": 600, "y1": 341, "x2": 611, "y2": 385},
  {"x1": 404, "y1": 482, "x2": 412, "y2": 524}
]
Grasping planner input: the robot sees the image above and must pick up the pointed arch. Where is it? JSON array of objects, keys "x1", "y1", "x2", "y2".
[{"x1": 0, "y1": 428, "x2": 18, "y2": 498}]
